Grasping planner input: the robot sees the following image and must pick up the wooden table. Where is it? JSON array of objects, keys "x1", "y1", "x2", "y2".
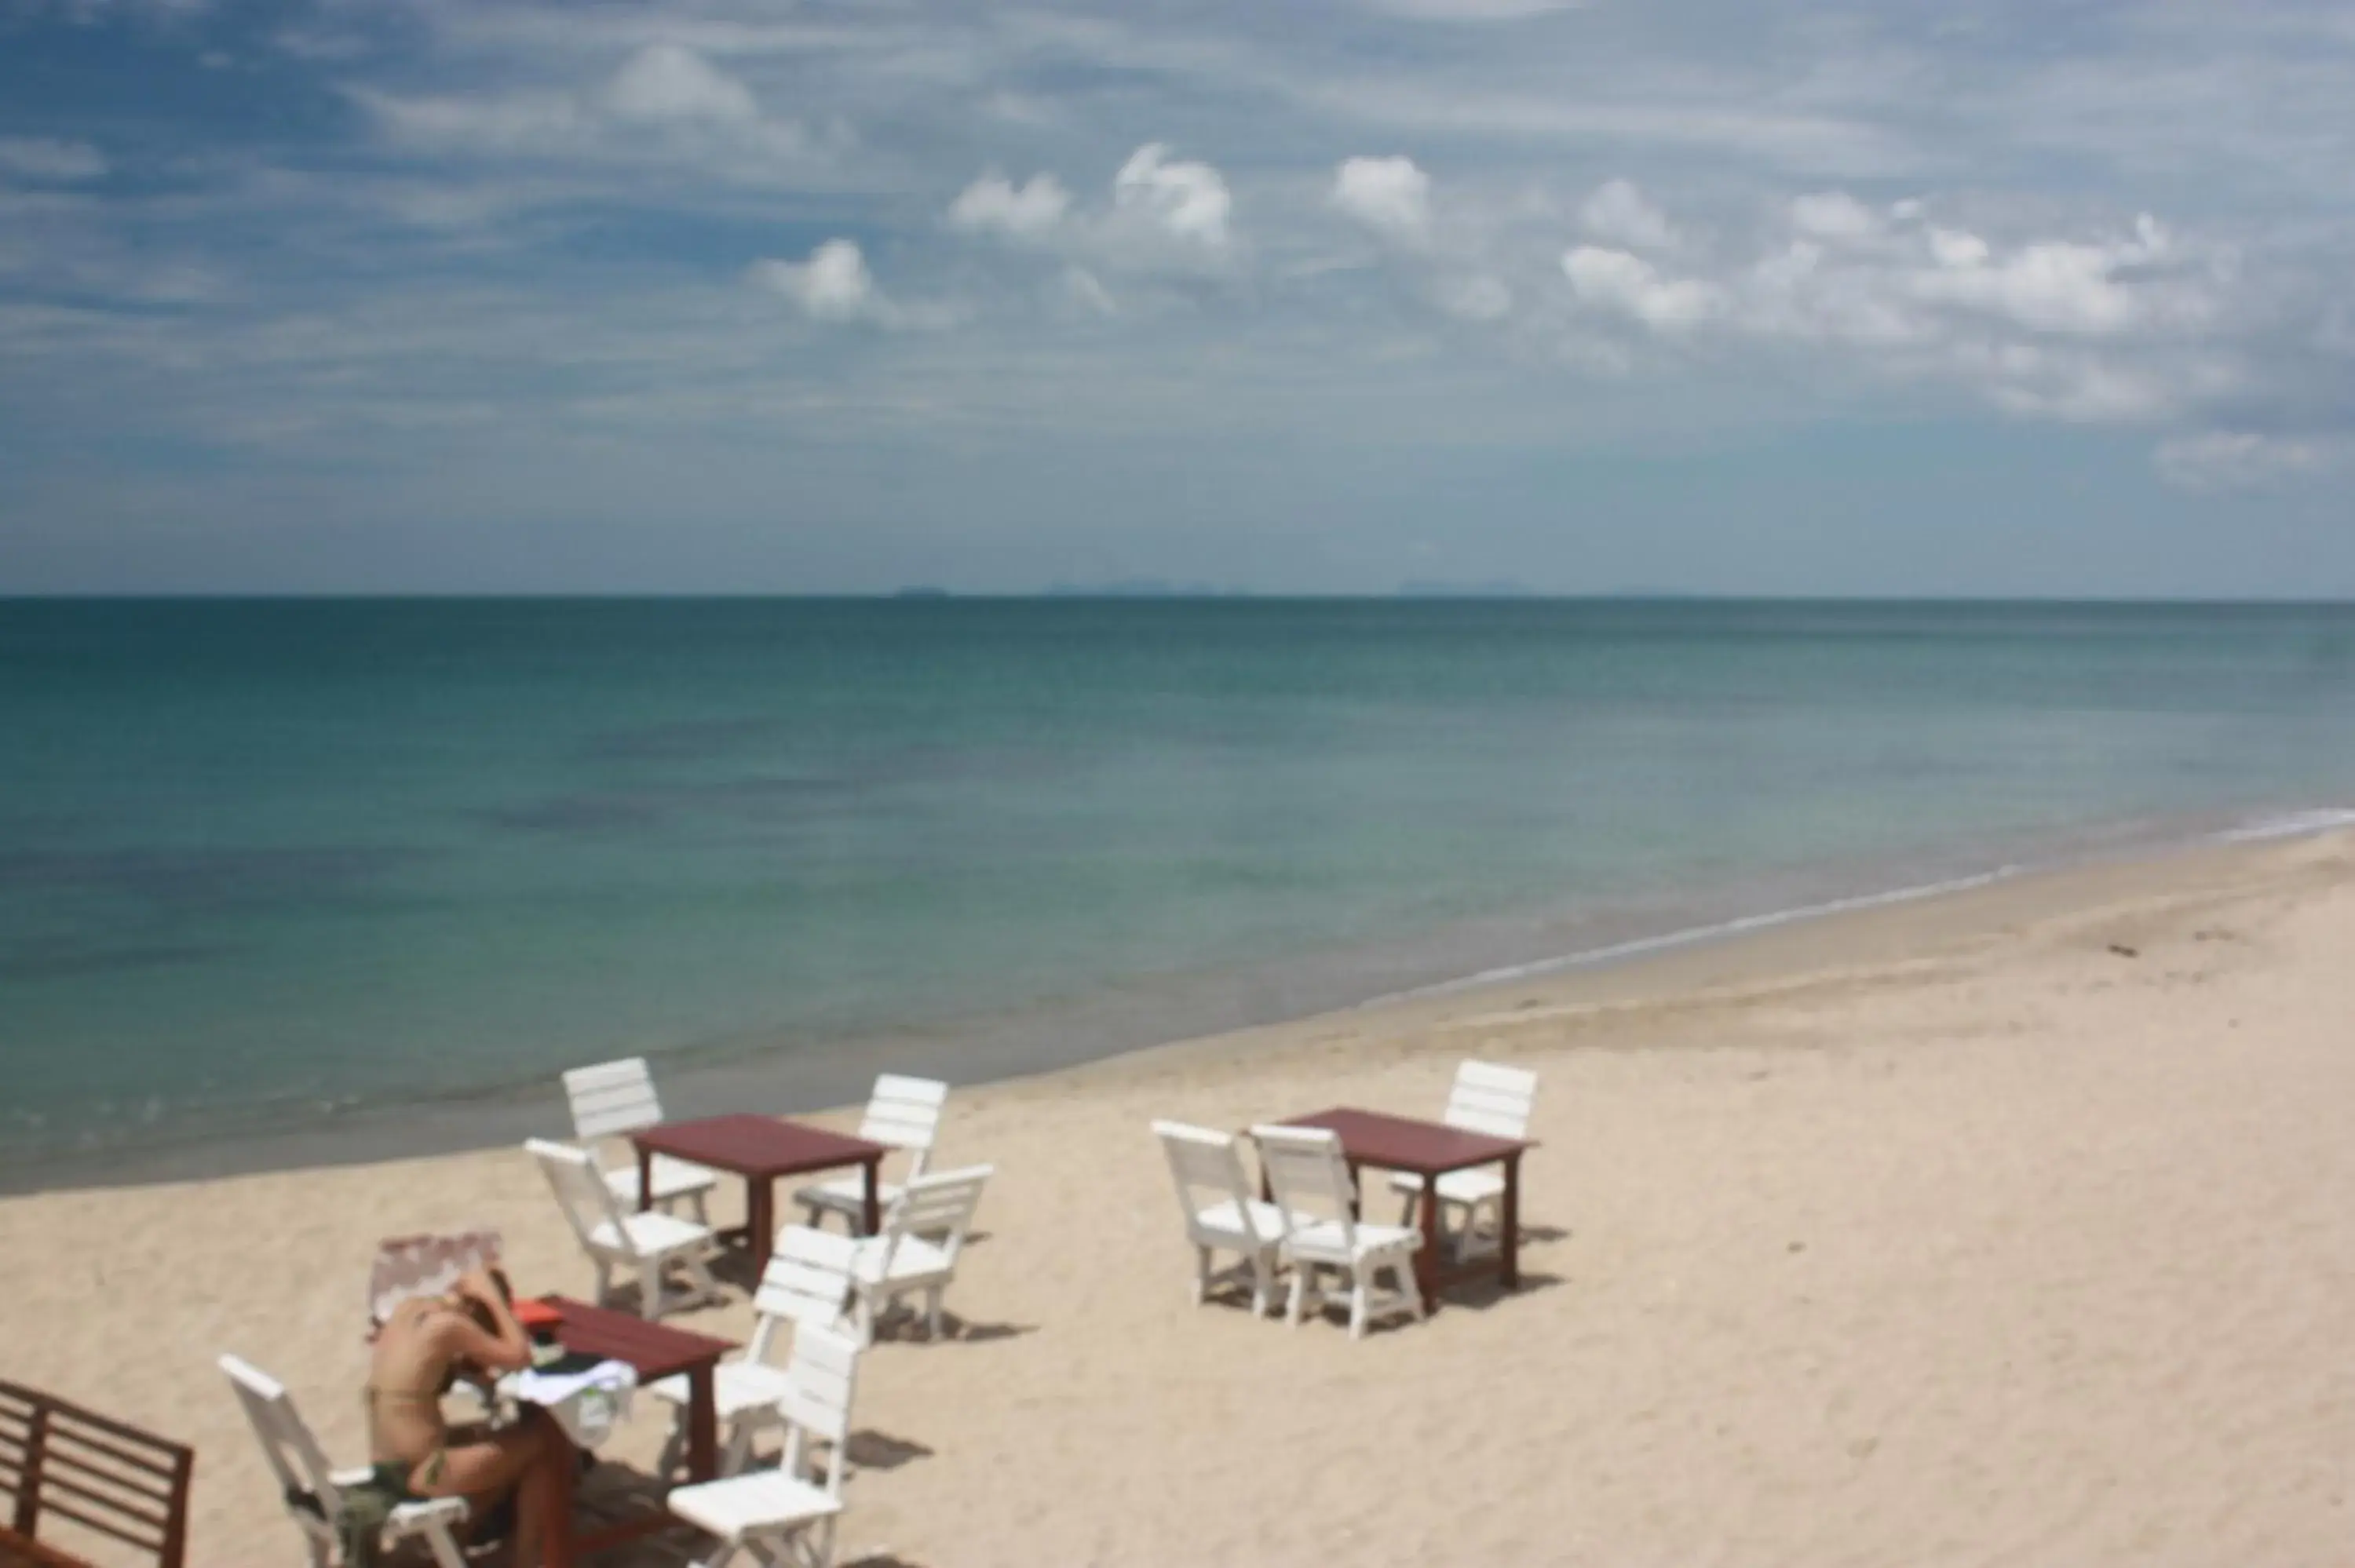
[
  {"x1": 536, "y1": 1296, "x2": 736, "y2": 1568},
  {"x1": 1269, "y1": 1107, "x2": 1532, "y2": 1308},
  {"x1": 632, "y1": 1114, "x2": 892, "y2": 1277}
]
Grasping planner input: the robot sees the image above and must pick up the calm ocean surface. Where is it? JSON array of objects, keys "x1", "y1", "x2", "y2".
[{"x1": 6, "y1": 598, "x2": 2355, "y2": 1183}]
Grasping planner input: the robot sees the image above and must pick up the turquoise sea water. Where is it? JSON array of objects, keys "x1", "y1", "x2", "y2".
[{"x1": 5, "y1": 599, "x2": 2355, "y2": 1183}]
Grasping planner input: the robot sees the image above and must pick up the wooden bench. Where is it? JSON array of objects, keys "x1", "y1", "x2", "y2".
[{"x1": 0, "y1": 1382, "x2": 192, "y2": 1568}]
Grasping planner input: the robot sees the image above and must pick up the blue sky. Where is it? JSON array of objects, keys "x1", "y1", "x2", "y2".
[{"x1": 1, "y1": 0, "x2": 2350, "y2": 594}]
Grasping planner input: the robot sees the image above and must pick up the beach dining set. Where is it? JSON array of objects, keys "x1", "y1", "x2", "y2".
[
  {"x1": 153, "y1": 1054, "x2": 1541, "y2": 1568},
  {"x1": 206, "y1": 1062, "x2": 980, "y2": 1568},
  {"x1": 1154, "y1": 1060, "x2": 1540, "y2": 1339}
]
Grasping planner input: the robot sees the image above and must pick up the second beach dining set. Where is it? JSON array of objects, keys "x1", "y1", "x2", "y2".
[{"x1": 222, "y1": 1053, "x2": 1541, "y2": 1568}]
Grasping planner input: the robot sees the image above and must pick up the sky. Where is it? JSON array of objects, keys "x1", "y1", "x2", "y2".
[{"x1": 0, "y1": 0, "x2": 2350, "y2": 596}]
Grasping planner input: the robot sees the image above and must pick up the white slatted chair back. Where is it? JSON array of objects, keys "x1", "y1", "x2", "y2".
[
  {"x1": 1152, "y1": 1121, "x2": 1269, "y2": 1243},
  {"x1": 857, "y1": 1075, "x2": 947, "y2": 1177},
  {"x1": 775, "y1": 1324, "x2": 862, "y2": 1497},
  {"x1": 1443, "y1": 1060, "x2": 1538, "y2": 1141},
  {"x1": 869, "y1": 1165, "x2": 991, "y2": 1274},
  {"x1": 562, "y1": 1057, "x2": 666, "y2": 1142},
  {"x1": 1251, "y1": 1125, "x2": 1361, "y2": 1252},
  {"x1": 528, "y1": 1136, "x2": 626, "y2": 1249},
  {"x1": 744, "y1": 1225, "x2": 859, "y2": 1364},
  {"x1": 218, "y1": 1355, "x2": 346, "y2": 1543}
]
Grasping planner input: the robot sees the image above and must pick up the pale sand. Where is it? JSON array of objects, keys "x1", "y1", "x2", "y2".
[{"x1": 7, "y1": 831, "x2": 2355, "y2": 1566}]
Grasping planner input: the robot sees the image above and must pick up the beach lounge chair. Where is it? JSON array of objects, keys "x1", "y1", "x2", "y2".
[
  {"x1": 845, "y1": 1165, "x2": 992, "y2": 1344},
  {"x1": 561, "y1": 1056, "x2": 720, "y2": 1223},
  {"x1": 1387, "y1": 1060, "x2": 1539, "y2": 1259},
  {"x1": 1251, "y1": 1125, "x2": 1425, "y2": 1340},
  {"x1": 792, "y1": 1074, "x2": 947, "y2": 1232},
  {"x1": 527, "y1": 1136, "x2": 722, "y2": 1319},
  {"x1": 1152, "y1": 1120, "x2": 1287, "y2": 1317},
  {"x1": 666, "y1": 1323, "x2": 862, "y2": 1568},
  {"x1": 649, "y1": 1224, "x2": 860, "y2": 1479},
  {"x1": 218, "y1": 1354, "x2": 469, "y2": 1568}
]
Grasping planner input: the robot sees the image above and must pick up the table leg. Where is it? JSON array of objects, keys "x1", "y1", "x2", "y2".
[
  {"x1": 747, "y1": 1176, "x2": 775, "y2": 1279},
  {"x1": 634, "y1": 1143, "x2": 653, "y2": 1214},
  {"x1": 1416, "y1": 1176, "x2": 1442, "y2": 1309},
  {"x1": 1499, "y1": 1151, "x2": 1521, "y2": 1290},
  {"x1": 540, "y1": 1418, "x2": 579, "y2": 1568},
  {"x1": 685, "y1": 1363, "x2": 719, "y2": 1482},
  {"x1": 860, "y1": 1158, "x2": 881, "y2": 1237}
]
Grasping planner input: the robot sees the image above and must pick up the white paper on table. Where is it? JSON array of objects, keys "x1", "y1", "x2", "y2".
[{"x1": 502, "y1": 1359, "x2": 637, "y2": 1448}]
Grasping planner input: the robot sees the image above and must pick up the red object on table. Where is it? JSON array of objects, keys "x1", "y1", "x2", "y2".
[
  {"x1": 630, "y1": 1114, "x2": 893, "y2": 1277},
  {"x1": 531, "y1": 1296, "x2": 736, "y2": 1568},
  {"x1": 512, "y1": 1297, "x2": 564, "y2": 1331},
  {"x1": 1265, "y1": 1107, "x2": 1533, "y2": 1309}
]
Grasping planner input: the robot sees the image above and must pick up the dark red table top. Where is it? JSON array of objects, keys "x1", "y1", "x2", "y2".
[
  {"x1": 539, "y1": 1297, "x2": 735, "y2": 1381},
  {"x1": 1274, "y1": 1107, "x2": 1531, "y2": 1176},
  {"x1": 630, "y1": 1114, "x2": 889, "y2": 1180}
]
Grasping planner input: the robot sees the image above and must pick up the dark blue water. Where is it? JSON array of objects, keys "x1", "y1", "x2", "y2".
[{"x1": 5, "y1": 598, "x2": 2353, "y2": 1177}]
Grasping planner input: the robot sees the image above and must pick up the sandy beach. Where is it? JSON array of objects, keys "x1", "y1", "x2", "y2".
[{"x1": 6, "y1": 828, "x2": 2354, "y2": 1567}]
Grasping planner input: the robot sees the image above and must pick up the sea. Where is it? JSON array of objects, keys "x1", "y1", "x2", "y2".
[{"x1": 6, "y1": 597, "x2": 2355, "y2": 1190}]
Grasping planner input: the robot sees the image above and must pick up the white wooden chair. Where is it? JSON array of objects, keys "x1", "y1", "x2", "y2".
[
  {"x1": 218, "y1": 1353, "x2": 470, "y2": 1568},
  {"x1": 666, "y1": 1323, "x2": 862, "y2": 1568},
  {"x1": 1152, "y1": 1120, "x2": 1287, "y2": 1317},
  {"x1": 562, "y1": 1056, "x2": 719, "y2": 1222},
  {"x1": 527, "y1": 1137, "x2": 721, "y2": 1319},
  {"x1": 1251, "y1": 1125, "x2": 1425, "y2": 1340},
  {"x1": 792, "y1": 1074, "x2": 947, "y2": 1232},
  {"x1": 650, "y1": 1224, "x2": 859, "y2": 1479},
  {"x1": 845, "y1": 1165, "x2": 992, "y2": 1344},
  {"x1": 1387, "y1": 1060, "x2": 1538, "y2": 1260}
]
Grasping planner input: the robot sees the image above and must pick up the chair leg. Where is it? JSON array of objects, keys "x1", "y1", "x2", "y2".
[
  {"x1": 1192, "y1": 1245, "x2": 1210, "y2": 1306},
  {"x1": 722, "y1": 1413, "x2": 758, "y2": 1476},
  {"x1": 1285, "y1": 1266, "x2": 1307, "y2": 1327},
  {"x1": 690, "y1": 1248, "x2": 722, "y2": 1305},
  {"x1": 1397, "y1": 1253, "x2": 1426, "y2": 1319},
  {"x1": 421, "y1": 1525, "x2": 468, "y2": 1568},
  {"x1": 1248, "y1": 1250, "x2": 1276, "y2": 1317},
  {"x1": 655, "y1": 1410, "x2": 686, "y2": 1480},
  {"x1": 1348, "y1": 1264, "x2": 1370, "y2": 1340},
  {"x1": 926, "y1": 1285, "x2": 945, "y2": 1340},
  {"x1": 593, "y1": 1260, "x2": 614, "y2": 1307}
]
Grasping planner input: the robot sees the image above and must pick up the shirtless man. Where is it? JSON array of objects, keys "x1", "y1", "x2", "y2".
[{"x1": 365, "y1": 1268, "x2": 566, "y2": 1566}]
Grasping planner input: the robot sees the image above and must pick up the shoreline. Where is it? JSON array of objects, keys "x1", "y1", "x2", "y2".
[
  {"x1": 5, "y1": 823, "x2": 2353, "y2": 1565},
  {"x1": 12, "y1": 807, "x2": 2345, "y2": 1197}
]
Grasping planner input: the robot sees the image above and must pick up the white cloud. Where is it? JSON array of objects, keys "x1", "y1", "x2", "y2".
[
  {"x1": 1437, "y1": 273, "x2": 1513, "y2": 321},
  {"x1": 1908, "y1": 220, "x2": 2174, "y2": 337},
  {"x1": 604, "y1": 43, "x2": 761, "y2": 126},
  {"x1": 1112, "y1": 144, "x2": 1232, "y2": 250},
  {"x1": 352, "y1": 42, "x2": 816, "y2": 180},
  {"x1": 1061, "y1": 266, "x2": 1117, "y2": 317},
  {"x1": 1789, "y1": 191, "x2": 1881, "y2": 242},
  {"x1": 947, "y1": 173, "x2": 1072, "y2": 242},
  {"x1": 2155, "y1": 431, "x2": 2331, "y2": 490},
  {"x1": 1579, "y1": 179, "x2": 1675, "y2": 250},
  {"x1": 751, "y1": 238, "x2": 882, "y2": 323},
  {"x1": 0, "y1": 137, "x2": 109, "y2": 183},
  {"x1": 1331, "y1": 155, "x2": 1431, "y2": 245},
  {"x1": 1562, "y1": 246, "x2": 1723, "y2": 330}
]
